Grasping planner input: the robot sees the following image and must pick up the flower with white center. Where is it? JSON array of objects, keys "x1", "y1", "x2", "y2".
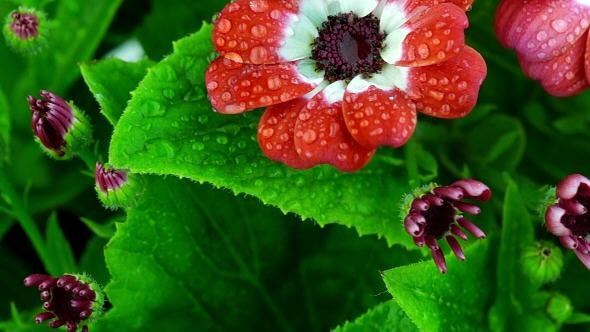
[{"x1": 206, "y1": 0, "x2": 486, "y2": 172}]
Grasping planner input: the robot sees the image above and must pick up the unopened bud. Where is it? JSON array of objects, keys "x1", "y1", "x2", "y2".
[
  {"x1": 521, "y1": 241, "x2": 563, "y2": 285},
  {"x1": 3, "y1": 7, "x2": 48, "y2": 55}
]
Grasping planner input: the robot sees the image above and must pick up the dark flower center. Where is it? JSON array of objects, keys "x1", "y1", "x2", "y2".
[
  {"x1": 562, "y1": 196, "x2": 590, "y2": 237},
  {"x1": 10, "y1": 12, "x2": 39, "y2": 39},
  {"x1": 50, "y1": 287, "x2": 80, "y2": 324},
  {"x1": 423, "y1": 201, "x2": 456, "y2": 239},
  {"x1": 311, "y1": 12, "x2": 385, "y2": 82}
]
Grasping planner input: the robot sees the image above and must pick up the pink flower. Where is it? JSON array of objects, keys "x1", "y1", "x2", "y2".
[
  {"x1": 206, "y1": 0, "x2": 487, "y2": 172},
  {"x1": 545, "y1": 173, "x2": 590, "y2": 270},
  {"x1": 495, "y1": 0, "x2": 590, "y2": 96},
  {"x1": 404, "y1": 179, "x2": 491, "y2": 273}
]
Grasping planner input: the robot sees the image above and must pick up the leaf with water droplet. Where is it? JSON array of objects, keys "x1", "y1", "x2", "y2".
[
  {"x1": 109, "y1": 23, "x2": 420, "y2": 248},
  {"x1": 81, "y1": 58, "x2": 154, "y2": 125}
]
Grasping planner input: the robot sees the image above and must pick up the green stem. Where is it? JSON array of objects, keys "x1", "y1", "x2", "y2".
[
  {"x1": 404, "y1": 140, "x2": 420, "y2": 188},
  {"x1": 76, "y1": 146, "x2": 96, "y2": 171},
  {"x1": 0, "y1": 167, "x2": 53, "y2": 273}
]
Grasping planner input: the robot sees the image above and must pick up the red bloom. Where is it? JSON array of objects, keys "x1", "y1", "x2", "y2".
[
  {"x1": 495, "y1": 0, "x2": 590, "y2": 96},
  {"x1": 545, "y1": 174, "x2": 590, "y2": 270},
  {"x1": 206, "y1": 0, "x2": 487, "y2": 171}
]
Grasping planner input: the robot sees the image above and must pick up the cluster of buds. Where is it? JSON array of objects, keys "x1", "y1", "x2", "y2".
[
  {"x1": 3, "y1": 7, "x2": 48, "y2": 55},
  {"x1": 545, "y1": 174, "x2": 590, "y2": 270},
  {"x1": 23, "y1": 273, "x2": 104, "y2": 332},
  {"x1": 27, "y1": 90, "x2": 91, "y2": 159},
  {"x1": 403, "y1": 179, "x2": 491, "y2": 273}
]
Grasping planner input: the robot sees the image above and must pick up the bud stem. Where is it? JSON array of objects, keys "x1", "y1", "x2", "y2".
[
  {"x1": 77, "y1": 146, "x2": 96, "y2": 172},
  {"x1": 404, "y1": 140, "x2": 420, "y2": 188},
  {"x1": 0, "y1": 166, "x2": 54, "y2": 273}
]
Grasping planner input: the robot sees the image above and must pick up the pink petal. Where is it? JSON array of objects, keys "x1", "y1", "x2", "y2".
[
  {"x1": 258, "y1": 98, "x2": 316, "y2": 170},
  {"x1": 494, "y1": 0, "x2": 590, "y2": 63},
  {"x1": 396, "y1": 4, "x2": 468, "y2": 67},
  {"x1": 556, "y1": 173, "x2": 590, "y2": 200},
  {"x1": 451, "y1": 179, "x2": 491, "y2": 200},
  {"x1": 205, "y1": 57, "x2": 318, "y2": 114},
  {"x1": 212, "y1": 0, "x2": 300, "y2": 64},
  {"x1": 431, "y1": 247, "x2": 448, "y2": 273},
  {"x1": 293, "y1": 84, "x2": 375, "y2": 172},
  {"x1": 518, "y1": 34, "x2": 589, "y2": 97},
  {"x1": 408, "y1": 46, "x2": 486, "y2": 118},
  {"x1": 342, "y1": 86, "x2": 417, "y2": 149},
  {"x1": 545, "y1": 205, "x2": 570, "y2": 236},
  {"x1": 387, "y1": 0, "x2": 474, "y2": 14}
]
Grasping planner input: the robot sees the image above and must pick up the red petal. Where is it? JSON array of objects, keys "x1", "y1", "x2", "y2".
[
  {"x1": 388, "y1": 0, "x2": 474, "y2": 13},
  {"x1": 294, "y1": 85, "x2": 375, "y2": 172},
  {"x1": 212, "y1": 0, "x2": 299, "y2": 64},
  {"x1": 494, "y1": 0, "x2": 590, "y2": 62},
  {"x1": 397, "y1": 4, "x2": 468, "y2": 67},
  {"x1": 205, "y1": 57, "x2": 318, "y2": 114},
  {"x1": 343, "y1": 86, "x2": 417, "y2": 149},
  {"x1": 408, "y1": 46, "x2": 486, "y2": 118},
  {"x1": 585, "y1": 31, "x2": 590, "y2": 84},
  {"x1": 258, "y1": 98, "x2": 316, "y2": 169},
  {"x1": 519, "y1": 33, "x2": 589, "y2": 97}
]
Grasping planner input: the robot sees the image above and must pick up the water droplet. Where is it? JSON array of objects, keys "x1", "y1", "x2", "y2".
[
  {"x1": 216, "y1": 136, "x2": 229, "y2": 145},
  {"x1": 144, "y1": 101, "x2": 165, "y2": 117},
  {"x1": 192, "y1": 142, "x2": 205, "y2": 151}
]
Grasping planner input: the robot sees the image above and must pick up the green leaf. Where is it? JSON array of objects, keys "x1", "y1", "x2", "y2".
[
  {"x1": 0, "y1": 89, "x2": 9, "y2": 163},
  {"x1": 382, "y1": 240, "x2": 493, "y2": 332},
  {"x1": 80, "y1": 217, "x2": 116, "y2": 239},
  {"x1": 44, "y1": 212, "x2": 76, "y2": 274},
  {"x1": 109, "y1": 23, "x2": 414, "y2": 248},
  {"x1": 95, "y1": 175, "x2": 414, "y2": 331},
  {"x1": 488, "y1": 180, "x2": 556, "y2": 332},
  {"x1": 79, "y1": 236, "x2": 110, "y2": 286},
  {"x1": 80, "y1": 58, "x2": 154, "y2": 125},
  {"x1": 333, "y1": 300, "x2": 418, "y2": 332}
]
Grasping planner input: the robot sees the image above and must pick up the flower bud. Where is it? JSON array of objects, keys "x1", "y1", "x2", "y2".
[
  {"x1": 27, "y1": 90, "x2": 92, "y2": 159},
  {"x1": 24, "y1": 273, "x2": 104, "y2": 332},
  {"x1": 521, "y1": 241, "x2": 563, "y2": 285},
  {"x1": 95, "y1": 162, "x2": 141, "y2": 209},
  {"x1": 546, "y1": 293, "x2": 573, "y2": 324},
  {"x1": 3, "y1": 7, "x2": 48, "y2": 55}
]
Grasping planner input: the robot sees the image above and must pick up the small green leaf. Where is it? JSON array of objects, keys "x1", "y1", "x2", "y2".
[
  {"x1": 489, "y1": 180, "x2": 557, "y2": 332},
  {"x1": 109, "y1": 23, "x2": 414, "y2": 248},
  {"x1": 80, "y1": 217, "x2": 116, "y2": 239},
  {"x1": 333, "y1": 300, "x2": 418, "y2": 332},
  {"x1": 45, "y1": 212, "x2": 76, "y2": 274},
  {"x1": 80, "y1": 58, "x2": 154, "y2": 125},
  {"x1": 382, "y1": 240, "x2": 493, "y2": 332}
]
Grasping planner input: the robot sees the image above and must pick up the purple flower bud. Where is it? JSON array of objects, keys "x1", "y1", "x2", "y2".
[
  {"x1": 9, "y1": 11, "x2": 39, "y2": 39},
  {"x1": 403, "y1": 179, "x2": 491, "y2": 273},
  {"x1": 95, "y1": 162, "x2": 128, "y2": 193},
  {"x1": 545, "y1": 173, "x2": 590, "y2": 270},
  {"x1": 24, "y1": 273, "x2": 104, "y2": 332},
  {"x1": 28, "y1": 91, "x2": 73, "y2": 157}
]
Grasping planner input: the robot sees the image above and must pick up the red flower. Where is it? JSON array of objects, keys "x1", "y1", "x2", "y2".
[
  {"x1": 545, "y1": 174, "x2": 590, "y2": 270},
  {"x1": 206, "y1": 0, "x2": 487, "y2": 171},
  {"x1": 495, "y1": 0, "x2": 590, "y2": 97}
]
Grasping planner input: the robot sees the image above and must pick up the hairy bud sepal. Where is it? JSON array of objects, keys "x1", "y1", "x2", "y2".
[
  {"x1": 3, "y1": 7, "x2": 48, "y2": 55},
  {"x1": 521, "y1": 241, "x2": 563, "y2": 286},
  {"x1": 95, "y1": 162, "x2": 142, "y2": 210}
]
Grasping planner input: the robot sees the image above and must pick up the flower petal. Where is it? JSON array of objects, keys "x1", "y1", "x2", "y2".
[
  {"x1": 257, "y1": 98, "x2": 316, "y2": 169},
  {"x1": 339, "y1": 0, "x2": 380, "y2": 17},
  {"x1": 519, "y1": 34, "x2": 589, "y2": 97},
  {"x1": 343, "y1": 83, "x2": 417, "y2": 149},
  {"x1": 494, "y1": 0, "x2": 590, "y2": 62},
  {"x1": 556, "y1": 173, "x2": 590, "y2": 200},
  {"x1": 294, "y1": 81, "x2": 375, "y2": 172},
  {"x1": 408, "y1": 46, "x2": 486, "y2": 118},
  {"x1": 213, "y1": 0, "x2": 303, "y2": 64},
  {"x1": 385, "y1": 4, "x2": 468, "y2": 66},
  {"x1": 205, "y1": 57, "x2": 322, "y2": 114}
]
